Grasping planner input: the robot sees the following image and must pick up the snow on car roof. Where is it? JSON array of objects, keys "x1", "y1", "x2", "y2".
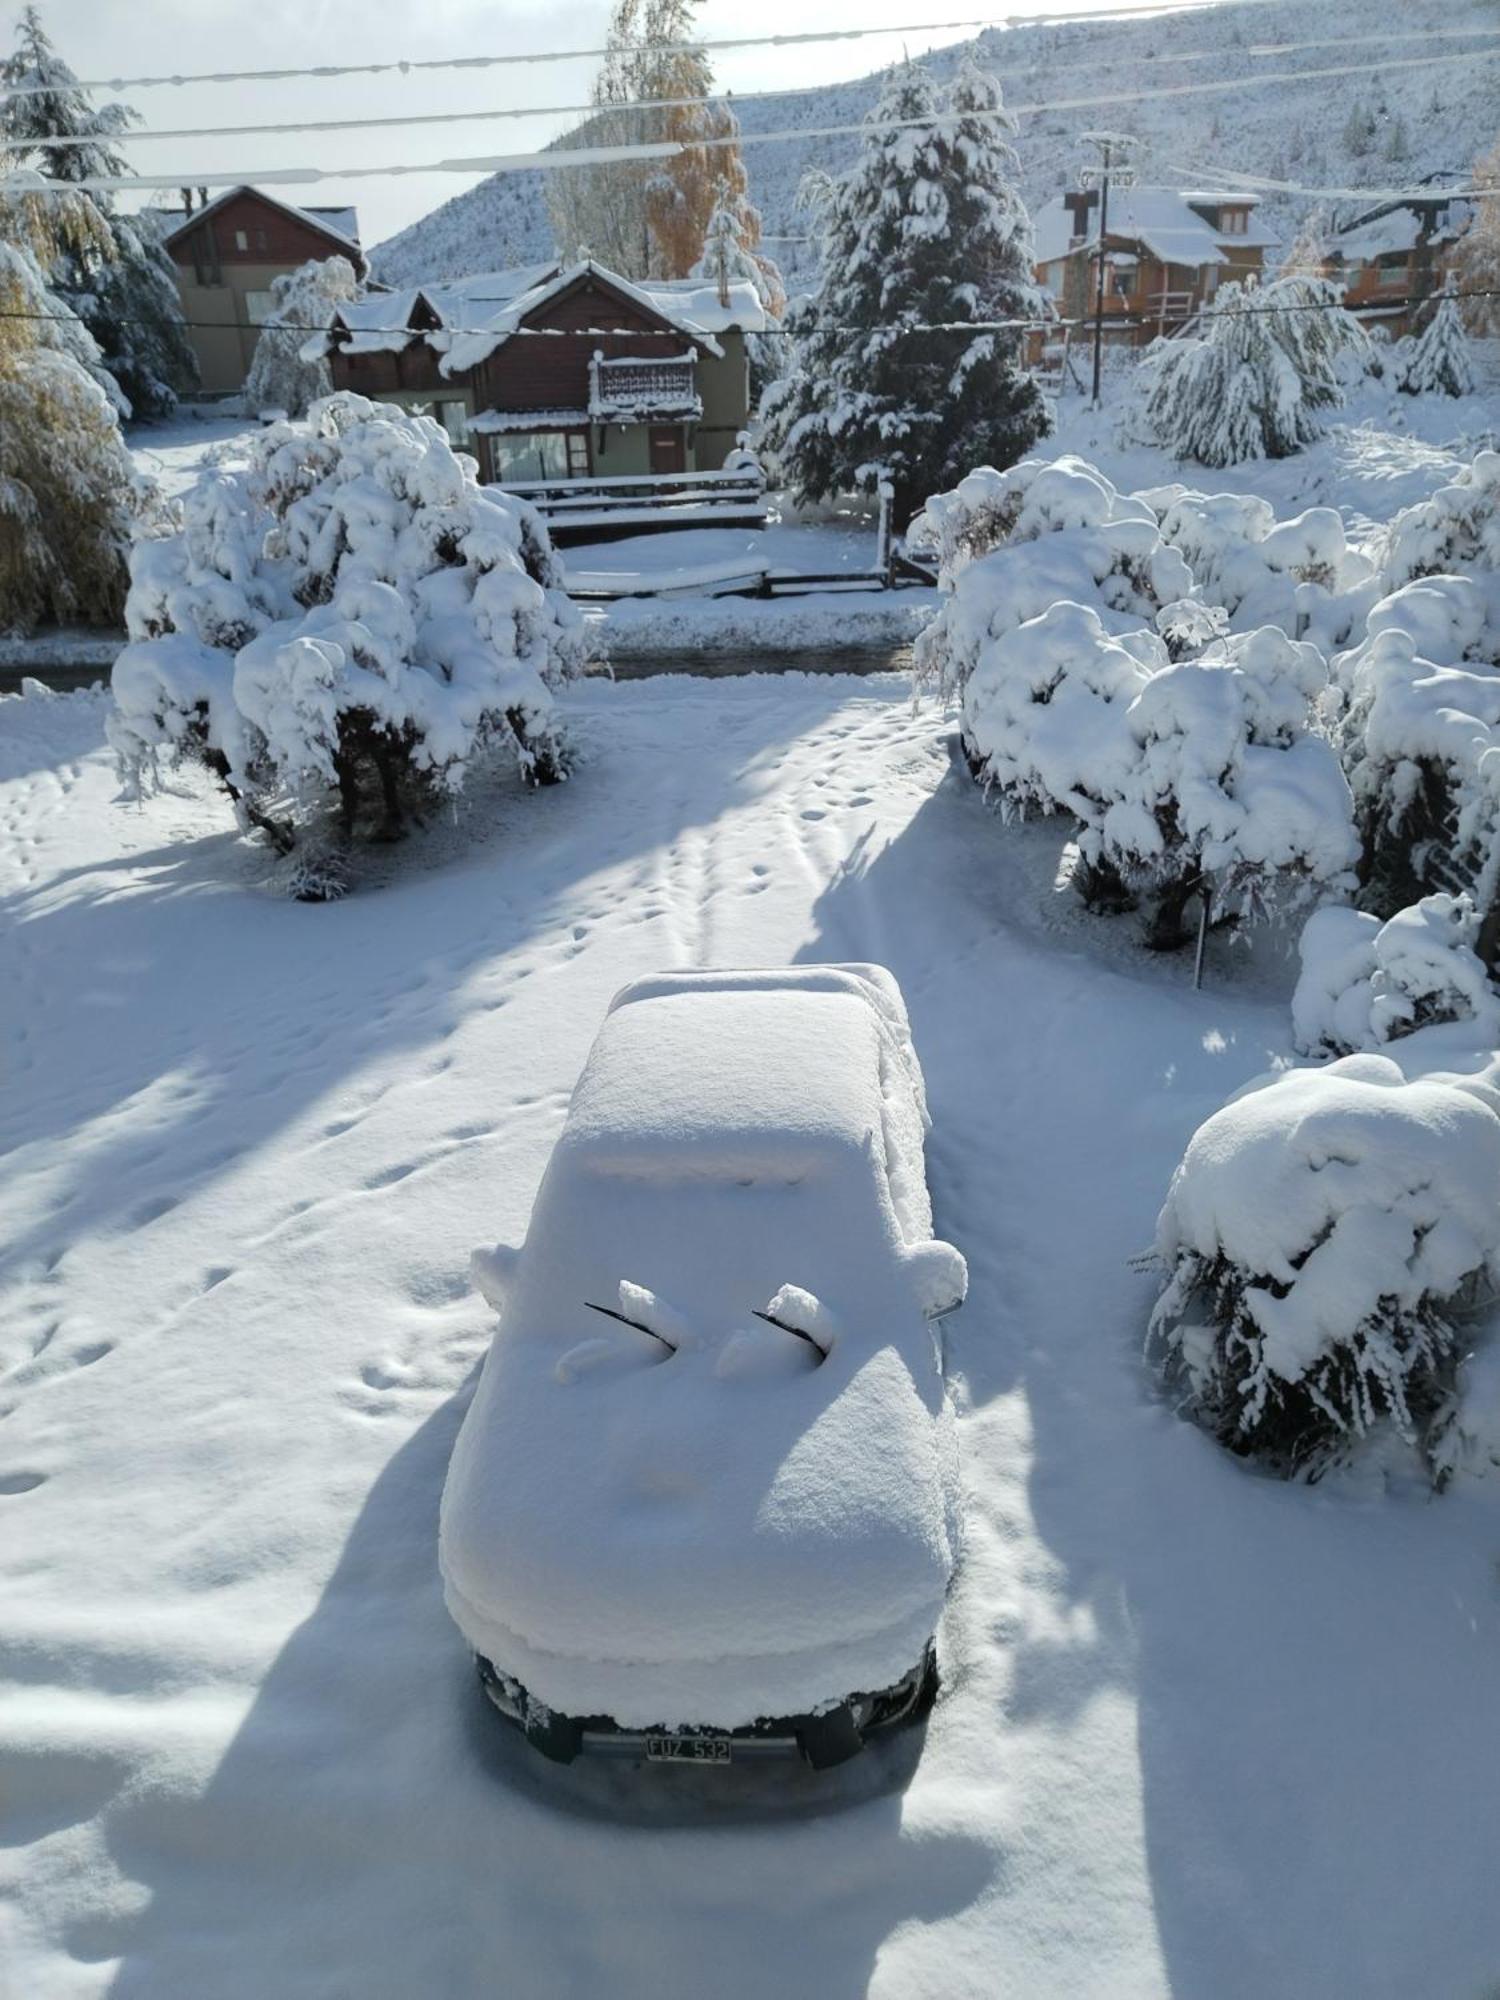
[{"x1": 558, "y1": 986, "x2": 890, "y2": 1181}]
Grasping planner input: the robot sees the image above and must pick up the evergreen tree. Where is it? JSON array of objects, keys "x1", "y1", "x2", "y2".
[
  {"x1": 0, "y1": 7, "x2": 195, "y2": 415},
  {"x1": 690, "y1": 172, "x2": 786, "y2": 391},
  {"x1": 241, "y1": 256, "x2": 361, "y2": 418},
  {"x1": 0, "y1": 185, "x2": 140, "y2": 631},
  {"x1": 1133, "y1": 275, "x2": 1372, "y2": 467},
  {"x1": 759, "y1": 57, "x2": 1050, "y2": 530},
  {"x1": 1342, "y1": 101, "x2": 1372, "y2": 157},
  {"x1": 1399, "y1": 285, "x2": 1476, "y2": 397}
]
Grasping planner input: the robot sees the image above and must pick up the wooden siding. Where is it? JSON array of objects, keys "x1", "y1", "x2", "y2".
[{"x1": 169, "y1": 190, "x2": 358, "y2": 281}]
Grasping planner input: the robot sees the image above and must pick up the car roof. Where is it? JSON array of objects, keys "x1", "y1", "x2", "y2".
[{"x1": 558, "y1": 987, "x2": 889, "y2": 1182}]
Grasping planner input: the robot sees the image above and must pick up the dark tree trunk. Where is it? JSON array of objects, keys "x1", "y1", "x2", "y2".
[{"x1": 1143, "y1": 869, "x2": 1205, "y2": 952}]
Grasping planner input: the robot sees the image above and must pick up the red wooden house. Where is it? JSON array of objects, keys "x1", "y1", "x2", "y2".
[{"x1": 160, "y1": 185, "x2": 366, "y2": 395}]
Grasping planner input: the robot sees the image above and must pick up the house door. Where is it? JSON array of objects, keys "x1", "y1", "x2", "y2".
[{"x1": 649, "y1": 427, "x2": 686, "y2": 475}]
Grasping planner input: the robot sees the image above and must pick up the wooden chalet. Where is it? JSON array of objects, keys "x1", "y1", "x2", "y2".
[
  {"x1": 1033, "y1": 187, "x2": 1271, "y2": 344},
  {"x1": 160, "y1": 185, "x2": 366, "y2": 396},
  {"x1": 319, "y1": 258, "x2": 765, "y2": 489},
  {"x1": 1325, "y1": 191, "x2": 1475, "y2": 336}
]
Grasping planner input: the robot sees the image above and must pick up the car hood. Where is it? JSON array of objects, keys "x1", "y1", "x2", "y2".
[{"x1": 439, "y1": 1299, "x2": 959, "y2": 1731}]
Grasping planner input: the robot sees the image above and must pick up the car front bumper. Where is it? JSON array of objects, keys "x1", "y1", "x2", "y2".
[{"x1": 476, "y1": 1644, "x2": 937, "y2": 1769}]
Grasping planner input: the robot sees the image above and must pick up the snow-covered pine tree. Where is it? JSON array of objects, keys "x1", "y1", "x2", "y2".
[
  {"x1": 0, "y1": 185, "x2": 140, "y2": 631},
  {"x1": 1453, "y1": 141, "x2": 1500, "y2": 336},
  {"x1": 1132, "y1": 274, "x2": 1372, "y2": 467},
  {"x1": 1280, "y1": 207, "x2": 1331, "y2": 280},
  {"x1": 241, "y1": 256, "x2": 360, "y2": 419},
  {"x1": 1400, "y1": 285, "x2": 1476, "y2": 397},
  {"x1": 758, "y1": 56, "x2": 1049, "y2": 530},
  {"x1": 0, "y1": 7, "x2": 195, "y2": 416},
  {"x1": 691, "y1": 172, "x2": 785, "y2": 390}
]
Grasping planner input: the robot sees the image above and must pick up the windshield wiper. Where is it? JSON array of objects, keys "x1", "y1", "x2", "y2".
[
  {"x1": 752, "y1": 1307, "x2": 829, "y2": 1363},
  {"x1": 584, "y1": 1299, "x2": 678, "y2": 1354}
]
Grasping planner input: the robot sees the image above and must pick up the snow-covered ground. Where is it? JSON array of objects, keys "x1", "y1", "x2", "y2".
[
  {"x1": 7, "y1": 669, "x2": 1500, "y2": 1997},
  {"x1": 1050, "y1": 370, "x2": 1500, "y2": 541}
]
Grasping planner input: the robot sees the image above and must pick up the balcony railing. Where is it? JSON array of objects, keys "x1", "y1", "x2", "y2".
[{"x1": 588, "y1": 351, "x2": 702, "y2": 422}]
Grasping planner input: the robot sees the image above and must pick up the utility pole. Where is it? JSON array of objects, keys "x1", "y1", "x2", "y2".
[{"x1": 1079, "y1": 132, "x2": 1137, "y2": 408}]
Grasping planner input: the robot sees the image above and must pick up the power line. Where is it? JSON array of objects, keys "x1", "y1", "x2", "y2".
[
  {"x1": 20, "y1": 21, "x2": 1500, "y2": 150},
  {"x1": 10, "y1": 46, "x2": 1500, "y2": 200},
  {"x1": 0, "y1": 3, "x2": 1229, "y2": 101},
  {"x1": 5, "y1": 287, "x2": 1494, "y2": 343}
]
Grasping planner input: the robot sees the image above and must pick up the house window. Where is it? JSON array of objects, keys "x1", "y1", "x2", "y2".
[
  {"x1": 255, "y1": 229, "x2": 268, "y2": 251},
  {"x1": 234, "y1": 229, "x2": 249, "y2": 252},
  {"x1": 489, "y1": 431, "x2": 587, "y2": 483},
  {"x1": 245, "y1": 290, "x2": 277, "y2": 325},
  {"x1": 1108, "y1": 258, "x2": 1137, "y2": 299},
  {"x1": 1220, "y1": 208, "x2": 1248, "y2": 235}
]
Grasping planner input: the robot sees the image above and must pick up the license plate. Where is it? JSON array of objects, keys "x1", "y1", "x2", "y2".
[{"x1": 645, "y1": 1733, "x2": 732, "y2": 1764}]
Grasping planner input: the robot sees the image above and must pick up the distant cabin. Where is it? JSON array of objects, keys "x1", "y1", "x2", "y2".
[
  {"x1": 316, "y1": 258, "x2": 766, "y2": 485},
  {"x1": 1033, "y1": 187, "x2": 1270, "y2": 342},
  {"x1": 159, "y1": 185, "x2": 366, "y2": 396},
  {"x1": 1325, "y1": 191, "x2": 1474, "y2": 335}
]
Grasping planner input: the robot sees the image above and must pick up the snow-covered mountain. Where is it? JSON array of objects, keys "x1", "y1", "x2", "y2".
[{"x1": 370, "y1": 0, "x2": 1498, "y2": 290}]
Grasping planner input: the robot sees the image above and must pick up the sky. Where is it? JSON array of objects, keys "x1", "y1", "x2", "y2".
[{"x1": 9, "y1": 0, "x2": 1196, "y2": 250}]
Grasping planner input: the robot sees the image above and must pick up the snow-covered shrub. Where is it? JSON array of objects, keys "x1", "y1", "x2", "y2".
[
  {"x1": 1292, "y1": 896, "x2": 1500, "y2": 1057},
  {"x1": 1146, "y1": 487, "x2": 1378, "y2": 653},
  {"x1": 1087, "y1": 627, "x2": 1358, "y2": 947},
  {"x1": 911, "y1": 455, "x2": 1192, "y2": 700},
  {"x1": 241, "y1": 257, "x2": 361, "y2": 420},
  {"x1": 1374, "y1": 453, "x2": 1500, "y2": 589},
  {"x1": 1129, "y1": 275, "x2": 1374, "y2": 467},
  {"x1": 109, "y1": 394, "x2": 588, "y2": 884},
  {"x1": 1335, "y1": 625, "x2": 1500, "y2": 916},
  {"x1": 1149, "y1": 1054, "x2": 1500, "y2": 1483},
  {"x1": 961, "y1": 603, "x2": 1356, "y2": 945},
  {"x1": 1398, "y1": 290, "x2": 1476, "y2": 399}
]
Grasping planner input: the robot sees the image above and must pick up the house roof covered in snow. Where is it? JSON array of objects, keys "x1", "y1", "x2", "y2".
[
  {"x1": 159, "y1": 184, "x2": 362, "y2": 255},
  {"x1": 323, "y1": 259, "x2": 764, "y2": 372},
  {"x1": 1333, "y1": 198, "x2": 1474, "y2": 262},
  {"x1": 1034, "y1": 188, "x2": 1274, "y2": 270}
]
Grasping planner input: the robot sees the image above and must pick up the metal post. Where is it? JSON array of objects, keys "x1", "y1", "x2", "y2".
[
  {"x1": 1192, "y1": 881, "x2": 1212, "y2": 991},
  {"x1": 876, "y1": 478, "x2": 894, "y2": 588},
  {"x1": 1091, "y1": 142, "x2": 1113, "y2": 409}
]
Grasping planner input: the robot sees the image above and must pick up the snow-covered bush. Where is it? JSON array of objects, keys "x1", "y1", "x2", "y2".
[
  {"x1": 109, "y1": 395, "x2": 588, "y2": 888},
  {"x1": 1145, "y1": 487, "x2": 1378, "y2": 653},
  {"x1": 1292, "y1": 896, "x2": 1500, "y2": 1057},
  {"x1": 911, "y1": 455, "x2": 1192, "y2": 701},
  {"x1": 1086, "y1": 627, "x2": 1358, "y2": 946},
  {"x1": 241, "y1": 257, "x2": 361, "y2": 420},
  {"x1": 1374, "y1": 453, "x2": 1500, "y2": 589},
  {"x1": 962, "y1": 604, "x2": 1356, "y2": 945},
  {"x1": 1129, "y1": 275, "x2": 1374, "y2": 467},
  {"x1": 1335, "y1": 624, "x2": 1500, "y2": 916},
  {"x1": 1398, "y1": 290, "x2": 1476, "y2": 399},
  {"x1": 1149, "y1": 1054, "x2": 1500, "y2": 1483}
]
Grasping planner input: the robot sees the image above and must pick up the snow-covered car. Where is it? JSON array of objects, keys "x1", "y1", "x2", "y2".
[{"x1": 439, "y1": 964, "x2": 967, "y2": 1768}]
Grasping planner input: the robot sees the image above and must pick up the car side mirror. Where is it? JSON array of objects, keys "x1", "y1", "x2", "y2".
[
  {"x1": 904, "y1": 1239, "x2": 968, "y2": 1320},
  {"x1": 470, "y1": 1242, "x2": 521, "y2": 1312}
]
